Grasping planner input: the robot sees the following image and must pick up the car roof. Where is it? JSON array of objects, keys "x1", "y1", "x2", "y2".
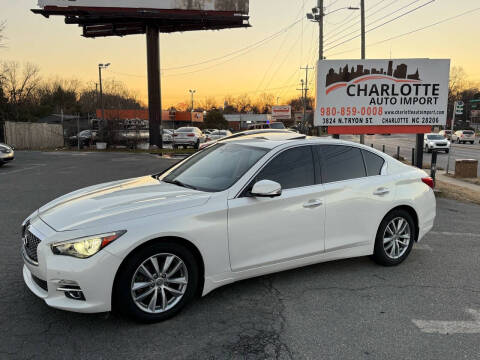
[{"x1": 225, "y1": 135, "x2": 392, "y2": 153}]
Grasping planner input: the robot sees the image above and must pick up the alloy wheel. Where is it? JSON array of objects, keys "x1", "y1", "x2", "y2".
[
  {"x1": 383, "y1": 217, "x2": 411, "y2": 260},
  {"x1": 131, "y1": 253, "x2": 189, "y2": 314}
]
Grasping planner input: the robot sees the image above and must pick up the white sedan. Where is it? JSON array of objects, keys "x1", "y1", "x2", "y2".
[
  {"x1": 206, "y1": 129, "x2": 232, "y2": 141},
  {"x1": 22, "y1": 137, "x2": 436, "y2": 322},
  {"x1": 172, "y1": 127, "x2": 206, "y2": 149},
  {"x1": 424, "y1": 133, "x2": 450, "y2": 153}
]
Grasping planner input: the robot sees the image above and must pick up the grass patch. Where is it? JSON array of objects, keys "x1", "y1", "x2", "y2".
[{"x1": 435, "y1": 180, "x2": 480, "y2": 205}]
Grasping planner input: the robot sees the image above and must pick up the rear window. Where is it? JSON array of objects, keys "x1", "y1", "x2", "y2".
[
  {"x1": 177, "y1": 128, "x2": 195, "y2": 133},
  {"x1": 270, "y1": 123, "x2": 286, "y2": 129},
  {"x1": 362, "y1": 150, "x2": 385, "y2": 176},
  {"x1": 463, "y1": 131, "x2": 474, "y2": 135}
]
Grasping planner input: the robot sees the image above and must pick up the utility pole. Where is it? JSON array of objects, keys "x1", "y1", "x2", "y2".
[
  {"x1": 189, "y1": 89, "x2": 196, "y2": 126},
  {"x1": 98, "y1": 63, "x2": 110, "y2": 134},
  {"x1": 318, "y1": 0, "x2": 324, "y2": 61},
  {"x1": 308, "y1": 2, "x2": 358, "y2": 139},
  {"x1": 359, "y1": 0, "x2": 366, "y2": 145},
  {"x1": 299, "y1": 66, "x2": 314, "y2": 134}
]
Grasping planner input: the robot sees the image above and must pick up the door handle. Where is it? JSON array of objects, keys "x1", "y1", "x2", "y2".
[
  {"x1": 373, "y1": 188, "x2": 390, "y2": 196},
  {"x1": 303, "y1": 199, "x2": 323, "y2": 208}
]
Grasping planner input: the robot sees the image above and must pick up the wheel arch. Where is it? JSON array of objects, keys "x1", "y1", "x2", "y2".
[
  {"x1": 112, "y1": 236, "x2": 206, "y2": 308},
  {"x1": 384, "y1": 205, "x2": 420, "y2": 242}
]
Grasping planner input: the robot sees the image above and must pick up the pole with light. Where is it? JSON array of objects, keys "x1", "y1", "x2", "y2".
[
  {"x1": 307, "y1": 3, "x2": 359, "y2": 138},
  {"x1": 98, "y1": 63, "x2": 110, "y2": 129},
  {"x1": 189, "y1": 89, "x2": 196, "y2": 126}
]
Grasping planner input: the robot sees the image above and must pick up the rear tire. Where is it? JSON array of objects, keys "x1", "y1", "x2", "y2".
[
  {"x1": 372, "y1": 209, "x2": 415, "y2": 267},
  {"x1": 113, "y1": 242, "x2": 199, "y2": 323}
]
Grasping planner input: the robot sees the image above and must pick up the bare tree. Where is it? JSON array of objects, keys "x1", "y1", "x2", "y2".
[
  {"x1": 0, "y1": 21, "x2": 6, "y2": 48},
  {"x1": 1, "y1": 61, "x2": 41, "y2": 105}
]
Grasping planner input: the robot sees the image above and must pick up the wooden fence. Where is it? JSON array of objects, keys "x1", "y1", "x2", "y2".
[{"x1": 3, "y1": 121, "x2": 64, "y2": 150}]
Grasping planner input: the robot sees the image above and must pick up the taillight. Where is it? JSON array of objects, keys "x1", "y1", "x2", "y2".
[
  {"x1": 422, "y1": 177, "x2": 434, "y2": 189},
  {"x1": 173, "y1": 134, "x2": 178, "y2": 137},
  {"x1": 187, "y1": 134, "x2": 195, "y2": 137}
]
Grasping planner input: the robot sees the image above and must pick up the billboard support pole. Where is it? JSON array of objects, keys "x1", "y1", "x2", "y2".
[
  {"x1": 415, "y1": 133, "x2": 423, "y2": 169},
  {"x1": 359, "y1": 0, "x2": 366, "y2": 145},
  {"x1": 146, "y1": 24, "x2": 163, "y2": 149}
]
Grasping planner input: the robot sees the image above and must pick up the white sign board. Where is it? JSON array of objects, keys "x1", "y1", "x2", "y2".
[
  {"x1": 315, "y1": 59, "x2": 450, "y2": 127},
  {"x1": 272, "y1": 106, "x2": 292, "y2": 120},
  {"x1": 38, "y1": 0, "x2": 249, "y2": 13}
]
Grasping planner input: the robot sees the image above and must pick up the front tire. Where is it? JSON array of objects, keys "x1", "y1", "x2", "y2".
[
  {"x1": 372, "y1": 209, "x2": 415, "y2": 266},
  {"x1": 113, "y1": 242, "x2": 199, "y2": 323}
]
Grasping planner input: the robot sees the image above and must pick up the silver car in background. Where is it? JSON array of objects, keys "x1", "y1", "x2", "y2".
[
  {"x1": 0, "y1": 143, "x2": 15, "y2": 167},
  {"x1": 173, "y1": 127, "x2": 206, "y2": 149}
]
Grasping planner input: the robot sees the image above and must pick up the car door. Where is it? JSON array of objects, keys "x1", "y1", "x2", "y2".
[
  {"x1": 315, "y1": 145, "x2": 394, "y2": 252},
  {"x1": 227, "y1": 145, "x2": 325, "y2": 271}
]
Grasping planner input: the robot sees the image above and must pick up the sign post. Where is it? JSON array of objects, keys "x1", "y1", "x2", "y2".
[{"x1": 446, "y1": 100, "x2": 463, "y2": 174}]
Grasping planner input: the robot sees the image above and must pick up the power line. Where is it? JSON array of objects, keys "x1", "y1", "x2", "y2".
[
  {"x1": 324, "y1": 0, "x2": 424, "y2": 47},
  {"x1": 161, "y1": 17, "x2": 304, "y2": 72},
  {"x1": 324, "y1": 0, "x2": 398, "y2": 42},
  {"x1": 324, "y1": 0, "x2": 435, "y2": 52},
  {"x1": 325, "y1": 6, "x2": 480, "y2": 57}
]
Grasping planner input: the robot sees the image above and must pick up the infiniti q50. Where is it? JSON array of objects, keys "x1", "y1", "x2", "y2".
[{"x1": 22, "y1": 136, "x2": 436, "y2": 322}]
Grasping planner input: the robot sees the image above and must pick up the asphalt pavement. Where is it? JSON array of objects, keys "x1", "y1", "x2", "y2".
[
  {"x1": 343, "y1": 134, "x2": 480, "y2": 176},
  {"x1": 1, "y1": 151, "x2": 479, "y2": 360}
]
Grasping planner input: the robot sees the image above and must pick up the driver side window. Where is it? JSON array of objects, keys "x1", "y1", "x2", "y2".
[{"x1": 255, "y1": 146, "x2": 315, "y2": 190}]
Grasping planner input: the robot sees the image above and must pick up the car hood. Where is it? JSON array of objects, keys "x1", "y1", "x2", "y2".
[{"x1": 38, "y1": 176, "x2": 210, "y2": 232}]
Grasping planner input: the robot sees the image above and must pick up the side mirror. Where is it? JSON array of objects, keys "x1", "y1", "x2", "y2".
[{"x1": 251, "y1": 180, "x2": 282, "y2": 198}]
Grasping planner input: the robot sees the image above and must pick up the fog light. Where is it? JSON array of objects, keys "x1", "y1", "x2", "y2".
[{"x1": 57, "y1": 280, "x2": 86, "y2": 301}]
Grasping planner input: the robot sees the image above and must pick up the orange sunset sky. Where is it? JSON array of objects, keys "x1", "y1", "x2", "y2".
[{"x1": 2, "y1": 0, "x2": 480, "y2": 108}]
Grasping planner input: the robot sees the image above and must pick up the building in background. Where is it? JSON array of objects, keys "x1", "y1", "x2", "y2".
[
  {"x1": 95, "y1": 109, "x2": 204, "y2": 129},
  {"x1": 224, "y1": 114, "x2": 272, "y2": 131}
]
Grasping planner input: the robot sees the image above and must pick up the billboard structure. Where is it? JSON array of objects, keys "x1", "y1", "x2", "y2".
[
  {"x1": 34, "y1": 0, "x2": 250, "y2": 37},
  {"x1": 315, "y1": 59, "x2": 450, "y2": 134},
  {"x1": 33, "y1": 1, "x2": 250, "y2": 147}
]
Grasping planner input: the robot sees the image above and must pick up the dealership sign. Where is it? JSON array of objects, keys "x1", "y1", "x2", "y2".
[
  {"x1": 272, "y1": 106, "x2": 292, "y2": 120},
  {"x1": 315, "y1": 59, "x2": 450, "y2": 127}
]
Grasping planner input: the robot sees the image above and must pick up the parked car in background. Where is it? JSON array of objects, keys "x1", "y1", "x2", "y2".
[
  {"x1": 451, "y1": 130, "x2": 475, "y2": 144},
  {"x1": 203, "y1": 129, "x2": 218, "y2": 136},
  {"x1": 0, "y1": 143, "x2": 15, "y2": 167},
  {"x1": 173, "y1": 127, "x2": 206, "y2": 149},
  {"x1": 163, "y1": 129, "x2": 173, "y2": 144},
  {"x1": 206, "y1": 130, "x2": 233, "y2": 142},
  {"x1": 68, "y1": 130, "x2": 97, "y2": 148},
  {"x1": 247, "y1": 122, "x2": 286, "y2": 130},
  {"x1": 424, "y1": 133, "x2": 450, "y2": 153},
  {"x1": 21, "y1": 136, "x2": 436, "y2": 322},
  {"x1": 199, "y1": 129, "x2": 299, "y2": 150},
  {"x1": 438, "y1": 130, "x2": 452, "y2": 140},
  {"x1": 270, "y1": 122, "x2": 286, "y2": 129}
]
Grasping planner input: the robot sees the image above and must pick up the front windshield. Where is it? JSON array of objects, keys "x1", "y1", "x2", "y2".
[
  {"x1": 427, "y1": 135, "x2": 445, "y2": 140},
  {"x1": 270, "y1": 123, "x2": 285, "y2": 129},
  {"x1": 161, "y1": 143, "x2": 269, "y2": 192}
]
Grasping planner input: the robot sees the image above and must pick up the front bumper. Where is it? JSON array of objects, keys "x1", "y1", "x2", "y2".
[
  {"x1": 427, "y1": 143, "x2": 450, "y2": 151},
  {"x1": 0, "y1": 152, "x2": 14, "y2": 162},
  {"x1": 22, "y1": 219, "x2": 123, "y2": 313}
]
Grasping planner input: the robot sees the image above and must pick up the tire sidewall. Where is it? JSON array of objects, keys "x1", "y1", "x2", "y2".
[
  {"x1": 373, "y1": 209, "x2": 416, "y2": 266},
  {"x1": 114, "y1": 242, "x2": 199, "y2": 323}
]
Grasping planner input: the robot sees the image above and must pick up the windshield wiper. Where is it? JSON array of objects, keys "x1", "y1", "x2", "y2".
[{"x1": 163, "y1": 179, "x2": 198, "y2": 191}]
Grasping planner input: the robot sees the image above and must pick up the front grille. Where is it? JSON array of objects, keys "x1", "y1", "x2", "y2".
[
  {"x1": 436, "y1": 143, "x2": 447, "y2": 147},
  {"x1": 23, "y1": 230, "x2": 41, "y2": 263},
  {"x1": 32, "y1": 274, "x2": 48, "y2": 292}
]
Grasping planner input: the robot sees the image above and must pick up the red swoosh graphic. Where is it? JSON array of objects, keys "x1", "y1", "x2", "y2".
[{"x1": 326, "y1": 75, "x2": 421, "y2": 95}]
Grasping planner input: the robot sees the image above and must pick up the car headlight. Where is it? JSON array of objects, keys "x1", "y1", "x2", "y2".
[{"x1": 51, "y1": 231, "x2": 126, "y2": 259}]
